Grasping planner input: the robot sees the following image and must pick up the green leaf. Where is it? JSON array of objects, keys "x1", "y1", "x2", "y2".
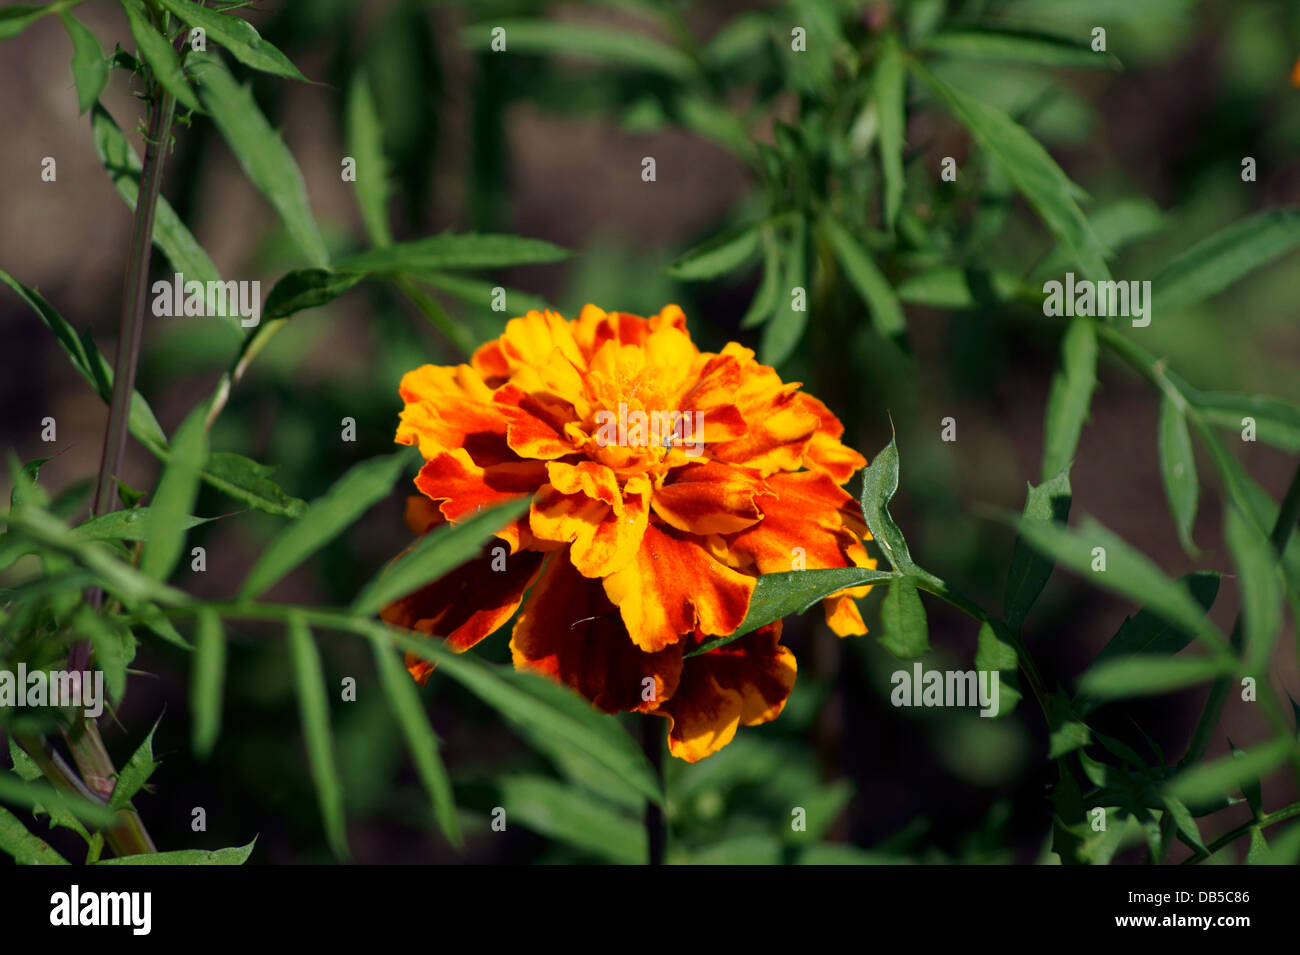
[
  {"x1": 77, "y1": 605, "x2": 134, "y2": 704},
  {"x1": 924, "y1": 26, "x2": 1120, "y2": 69},
  {"x1": 108, "y1": 718, "x2": 161, "y2": 813},
  {"x1": 1153, "y1": 210, "x2": 1300, "y2": 313},
  {"x1": 1158, "y1": 395, "x2": 1199, "y2": 553},
  {"x1": 260, "y1": 268, "x2": 365, "y2": 324},
  {"x1": 1246, "y1": 827, "x2": 1269, "y2": 864},
  {"x1": 740, "y1": 227, "x2": 781, "y2": 329},
  {"x1": 1165, "y1": 737, "x2": 1295, "y2": 805},
  {"x1": 141, "y1": 403, "x2": 209, "y2": 582},
  {"x1": 0, "y1": 805, "x2": 69, "y2": 865},
  {"x1": 368, "y1": 636, "x2": 461, "y2": 847},
  {"x1": 896, "y1": 265, "x2": 1023, "y2": 308},
  {"x1": 7, "y1": 741, "x2": 93, "y2": 845},
  {"x1": 380, "y1": 622, "x2": 662, "y2": 807},
  {"x1": 690, "y1": 567, "x2": 897, "y2": 655},
  {"x1": 0, "y1": 774, "x2": 115, "y2": 828},
  {"x1": 1229, "y1": 740, "x2": 1263, "y2": 818},
  {"x1": 0, "y1": 4, "x2": 48, "y2": 41},
  {"x1": 975, "y1": 621, "x2": 1022, "y2": 718},
  {"x1": 90, "y1": 105, "x2": 234, "y2": 334},
  {"x1": 334, "y1": 232, "x2": 572, "y2": 274},
  {"x1": 1078, "y1": 654, "x2": 1233, "y2": 700},
  {"x1": 858, "y1": 433, "x2": 914, "y2": 572},
  {"x1": 1041, "y1": 318, "x2": 1097, "y2": 480},
  {"x1": 759, "y1": 216, "x2": 809, "y2": 366},
  {"x1": 1003, "y1": 467, "x2": 1072, "y2": 630},
  {"x1": 202, "y1": 451, "x2": 306, "y2": 518},
  {"x1": 0, "y1": 270, "x2": 171, "y2": 446},
  {"x1": 418, "y1": 273, "x2": 550, "y2": 315},
  {"x1": 117, "y1": 0, "x2": 202, "y2": 113},
  {"x1": 1161, "y1": 795, "x2": 1208, "y2": 855},
  {"x1": 155, "y1": 0, "x2": 306, "y2": 80},
  {"x1": 73, "y1": 507, "x2": 210, "y2": 543},
  {"x1": 287, "y1": 615, "x2": 348, "y2": 859},
  {"x1": 1194, "y1": 392, "x2": 1300, "y2": 452},
  {"x1": 191, "y1": 53, "x2": 329, "y2": 268},
  {"x1": 911, "y1": 61, "x2": 1110, "y2": 281},
  {"x1": 496, "y1": 774, "x2": 643, "y2": 864},
  {"x1": 345, "y1": 73, "x2": 392, "y2": 247},
  {"x1": 879, "y1": 578, "x2": 929, "y2": 658},
  {"x1": 1010, "y1": 514, "x2": 1230, "y2": 655},
  {"x1": 59, "y1": 12, "x2": 109, "y2": 113},
  {"x1": 461, "y1": 20, "x2": 698, "y2": 80},
  {"x1": 1225, "y1": 502, "x2": 1282, "y2": 673},
  {"x1": 875, "y1": 34, "x2": 906, "y2": 230},
  {"x1": 1094, "y1": 572, "x2": 1220, "y2": 665},
  {"x1": 241, "y1": 450, "x2": 411, "y2": 600},
  {"x1": 96, "y1": 839, "x2": 256, "y2": 865},
  {"x1": 350, "y1": 498, "x2": 529, "y2": 616},
  {"x1": 820, "y1": 214, "x2": 906, "y2": 346},
  {"x1": 191, "y1": 607, "x2": 225, "y2": 760},
  {"x1": 666, "y1": 223, "x2": 761, "y2": 280}
]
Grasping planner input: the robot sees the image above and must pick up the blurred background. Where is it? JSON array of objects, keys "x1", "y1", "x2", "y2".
[{"x1": 2, "y1": 0, "x2": 1299, "y2": 863}]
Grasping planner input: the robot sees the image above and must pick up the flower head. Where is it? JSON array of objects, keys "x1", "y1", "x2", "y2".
[{"x1": 382, "y1": 305, "x2": 874, "y2": 761}]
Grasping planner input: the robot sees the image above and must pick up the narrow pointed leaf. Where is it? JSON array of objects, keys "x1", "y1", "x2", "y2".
[{"x1": 288, "y1": 616, "x2": 348, "y2": 859}]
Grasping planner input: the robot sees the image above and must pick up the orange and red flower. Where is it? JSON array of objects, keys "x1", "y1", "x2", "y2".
[{"x1": 381, "y1": 304, "x2": 874, "y2": 761}]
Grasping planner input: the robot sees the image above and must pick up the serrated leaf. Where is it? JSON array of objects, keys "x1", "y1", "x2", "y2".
[
  {"x1": 95, "y1": 839, "x2": 255, "y2": 865},
  {"x1": 350, "y1": 498, "x2": 529, "y2": 616},
  {"x1": 821, "y1": 214, "x2": 906, "y2": 345},
  {"x1": 1041, "y1": 318, "x2": 1097, "y2": 480},
  {"x1": 241, "y1": 450, "x2": 411, "y2": 600},
  {"x1": 0, "y1": 805, "x2": 69, "y2": 865},
  {"x1": 1158, "y1": 395, "x2": 1199, "y2": 553},
  {"x1": 191, "y1": 607, "x2": 225, "y2": 760},
  {"x1": 1153, "y1": 210, "x2": 1300, "y2": 313},
  {"x1": 858, "y1": 434, "x2": 914, "y2": 572},
  {"x1": 287, "y1": 615, "x2": 348, "y2": 859},
  {"x1": 1003, "y1": 468, "x2": 1072, "y2": 629},
  {"x1": 879, "y1": 578, "x2": 929, "y2": 658},
  {"x1": 0, "y1": 774, "x2": 115, "y2": 828},
  {"x1": 759, "y1": 216, "x2": 807, "y2": 366},
  {"x1": 261, "y1": 268, "x2": 365, "y2": 324},
  {"x1": 334, "y1": 232, "x2": 572, "y2": 274},
  {"x1": 461, "y1": 20, "x2": 698, "y2": 80},
  {"x1": 202, "y1": 451, "x2": 305, "y2": 518},
  {"x1": 108, "y1": 718, "x2": 160, "y2": 813},
  {"x1": 191, "y1": 53, "x2": 328, "y2": 268},
  {"x1": 911, "y1": 61, "x2": 1110, "y2": 281},
  {"x1": 156, "y1": 0, "x2": 305, "y2": 80},
  {"x1": 141, "y1": 404, "x2": 209, "y2": 582},
  {"x1": 73, "y1": 507, "x2": 210, "y2": 543},
  {"x1": 59, "y1": 12, "x2": 109, "y2": 113},
  {"x1": 690, "y1": 567, "x2": 897, "y2": 655},
  {"x1": 117, "y1": 0, "x2": 201, "y2": 113},
  {"x1": 368, "y1": 636, "x2": 461, "y2": 847}
]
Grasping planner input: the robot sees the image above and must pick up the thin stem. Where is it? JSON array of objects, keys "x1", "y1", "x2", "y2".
[
  {"x1": 1183, "y1": 800, "x2": 1300, "y2": 864},
  {"x1": 62, "y1": 718, "x2": 157, "y2": 856},
  {"x1": 640, "y1": 717, "x2": 666, "y2": 866}
]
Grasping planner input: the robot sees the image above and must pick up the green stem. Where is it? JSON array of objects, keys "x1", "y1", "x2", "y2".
[
  {"x1": 61, "y1": 718, "x2": 157, "y2": 856},
  {"x1": 1184, "y1": 800, "x2": 1300, "y2": 864}
]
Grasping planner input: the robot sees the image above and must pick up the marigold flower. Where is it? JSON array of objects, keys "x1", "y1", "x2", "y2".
[{"x1": 381, "y1": 305, "x2": 875, "y2": 761}]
